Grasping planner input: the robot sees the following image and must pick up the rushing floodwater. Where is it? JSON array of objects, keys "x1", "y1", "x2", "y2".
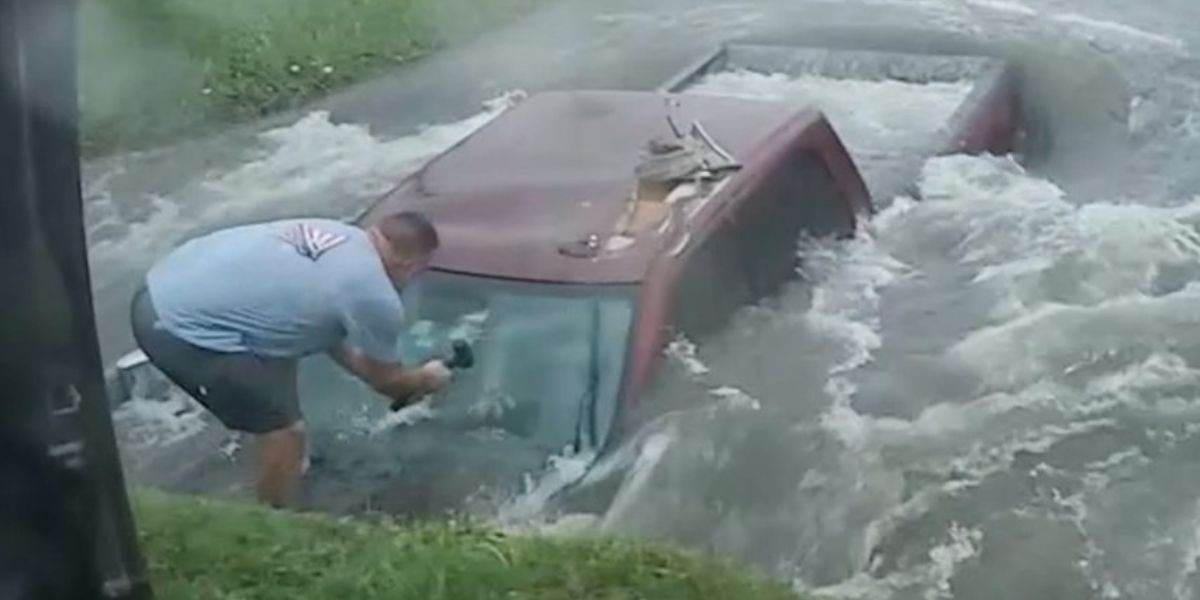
[
  {"x1": 684, "y1": 70, "x2": 976, "y2": 201},
  {"x1": 100, "y1": 0, "x2": 1200, "y2": 598}
]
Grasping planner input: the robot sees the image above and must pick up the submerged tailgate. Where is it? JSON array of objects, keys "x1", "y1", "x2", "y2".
[{"x1": 661, "y1": 44, "x2": 1020, "y2": 204}]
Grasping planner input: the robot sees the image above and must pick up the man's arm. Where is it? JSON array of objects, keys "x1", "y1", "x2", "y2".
[
  {"x1": 332, "y1": 280, "x2": 448, "y2": 405},
  {"x1": 329, "y1": 343, "x2": 446, "y2": 405}
]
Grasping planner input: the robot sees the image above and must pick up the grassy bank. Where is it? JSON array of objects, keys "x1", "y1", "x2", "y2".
[
  {"x1": 79, "y1": 0, "x2": 543, "y2": 156},
  {"x1": 134, "y1": 491, "x2": 802, "y2": 600}
]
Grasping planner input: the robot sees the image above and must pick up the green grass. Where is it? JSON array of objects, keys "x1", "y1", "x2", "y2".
[
  {"x1": 78, "y1": 0, "x2": 544, "y2": 156},
  {"x1": 134, "y1": 491, "x2": 804, "y2": 600}
]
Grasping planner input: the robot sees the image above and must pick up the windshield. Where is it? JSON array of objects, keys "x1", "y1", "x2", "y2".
[{"x1": 303, "y1": 271, "x2": 636, "y2": 454}]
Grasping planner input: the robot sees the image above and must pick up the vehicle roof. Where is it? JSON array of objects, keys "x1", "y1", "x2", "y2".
[{"x1": 360, "y1": 90, "x2": 816, "y2": 284}]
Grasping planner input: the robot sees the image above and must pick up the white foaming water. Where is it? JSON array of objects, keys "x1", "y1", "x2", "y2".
[
  {"x1": 1084, "y1": 352, "x2": 1200, "y2": 416},
  {"x1": 814, "y1": 154, "x2": 1200, "y2": 445},
  {"x1": 490, "y1": 333, "x2": 770, "y2": 533},
  {"x1": 796, "y1": 232, "x2": 909, "y2": 450},
  {"x1": 368, "y1": 398, "x2": 438, "y2": 435},
  {"x1": 1174, "y1": 500, "x2": 1200, "y2": 600},
  {"x1": 534, "y1": 147, "x2": 1200, "y2": 599},
  {"x1": 926, "y1": 524, "x2": 984, "y2": 600},
  {"x1": 665, "y1": 334, "x2": 710, "y2": 377},
  {"x1": 872, "y1": 155, "x2": 1200, "y2": 391},
  {"x1": 590, "y1": 428, "x2": 677, "y2": 531},
  {"x1": 106, "y1": 94, "x2": 523, "y2": 451},
  {"x1": 112, "y1": 391, "x2": 208, "y2": 449},
  {"x1": 811, "y1": 154, "x2": 1200, "y2": 597},
  {"x1": 949, "y1": 284, "x2": 1200, "y2": 392},
  {"x1": 933, "y1": 157, "x2": 1200, "y2": 304},
  {"x1": 492, "y1": 449, "x2": 597, "y2": 528},
  {"x1": 804, "y1": 523, "x2": 984, "y2": 600},
  {"x1": 709, "y1": 386, "x2": 763, "y2": 411},
  {"x1": 663, "y1": 333, "x2": 769, "y2": 409},
  {"x1": 86, "y1": 92, "x2": 523, "y2": 286},
  {"x1": 685, "y1": 70, "x2": 973, "y2": 159}
]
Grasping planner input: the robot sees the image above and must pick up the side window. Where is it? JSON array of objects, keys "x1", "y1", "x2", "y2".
[
  {"x1": 731, "y1": 151, "x2": 852, "y2": 298},
  {"x1": 788, "y1": 152, "x2": 855, "y2": 239},
  {"x1": 667, "y1": 151, "x2": 852, "y2": 342},
  {"x1": 671, "y1": 218, "x2": 755, "y2": 340}
]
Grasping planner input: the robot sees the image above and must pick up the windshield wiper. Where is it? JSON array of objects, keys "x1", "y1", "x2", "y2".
[{"x1": 573, "y1": 300, "x2": 602, "y2": 454}]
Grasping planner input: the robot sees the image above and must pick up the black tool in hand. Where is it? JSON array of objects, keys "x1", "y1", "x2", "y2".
[{"x1": 389, "y1": 340, "x2": 474, "y2": 412}]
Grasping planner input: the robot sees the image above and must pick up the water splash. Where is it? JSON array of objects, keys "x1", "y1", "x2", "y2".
[
  {"x1": 112, "y1": 391, "x2": 208, "y2": 449},
  {"x1": 87, "y1": 92, "x2": 523, "y2": 289},
  {"x1": 107, "y1": 94, "x2": 524, "y2": 450}
]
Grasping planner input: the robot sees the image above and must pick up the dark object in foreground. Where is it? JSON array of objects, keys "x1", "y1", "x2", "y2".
[
  {"x1": 389, "y1": 340, "x2": 475, "y2": 412},
  {"x1": 0, "y1": 430, "x2": 100, "y2": 600},
  {"x1": 0, "y1": 0, "x2": 150, "y2": 596}
]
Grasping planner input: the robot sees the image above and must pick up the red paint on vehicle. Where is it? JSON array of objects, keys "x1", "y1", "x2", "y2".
[{"x1": 360, "y1": 91, "x2": 860, "y2": 284}]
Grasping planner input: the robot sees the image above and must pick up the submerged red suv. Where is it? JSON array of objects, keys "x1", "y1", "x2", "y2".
[{"x1": 338, "y1": 89, "x2": 872, "y2": 456}]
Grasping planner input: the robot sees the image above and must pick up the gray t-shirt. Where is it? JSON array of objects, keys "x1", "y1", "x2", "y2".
[{"x1": 146, "y1": 218, "x2": 405, "y2": 362}]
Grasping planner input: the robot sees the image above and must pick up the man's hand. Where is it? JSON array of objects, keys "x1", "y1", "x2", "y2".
[
  {"x1": 330, "y1": 343, "x2": 452, "y2": 404},
  {"x1": 419, "y1": 360, "x2": 453, "y2": 394}
]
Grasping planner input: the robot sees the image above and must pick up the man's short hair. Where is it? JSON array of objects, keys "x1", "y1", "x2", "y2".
[{"x1": 375, "y1": 211, "x2": 439, "y2": 258}]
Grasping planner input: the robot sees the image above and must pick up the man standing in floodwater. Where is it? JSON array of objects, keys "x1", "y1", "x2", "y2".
[{"x1": 129, "y1": 211, "x2": 451, "y2": 507}]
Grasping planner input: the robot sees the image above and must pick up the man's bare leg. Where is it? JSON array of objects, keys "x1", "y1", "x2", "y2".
[{"x1": 255, "y1": 421, "x2": 305, "y2": 508}]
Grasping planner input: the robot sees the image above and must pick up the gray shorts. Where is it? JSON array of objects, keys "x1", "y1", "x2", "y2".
[{"x1": 129, "y1": 286, "x2": 301, "y2": 434}]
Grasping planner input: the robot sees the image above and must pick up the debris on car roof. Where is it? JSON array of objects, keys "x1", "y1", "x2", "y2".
[
  {"x1": 360, "y1": 90, "x2": 816, "y2": 284},
  {"x1": 586, "y1": 114, "x2": 744, "y2": 258}
]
